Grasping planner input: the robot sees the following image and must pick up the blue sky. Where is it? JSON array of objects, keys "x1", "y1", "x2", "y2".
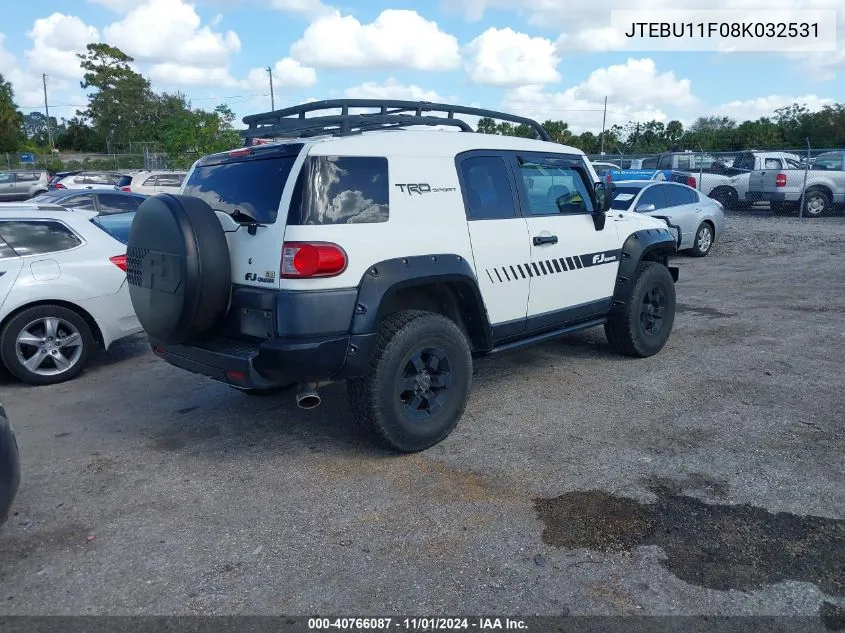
[{"x1": 0, "y1": 0, "x2": 842, "y2": 134}]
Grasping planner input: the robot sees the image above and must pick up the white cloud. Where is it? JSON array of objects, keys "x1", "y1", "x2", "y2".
[
  {"x1": 711, "y1": 94, "x2": 836, "y2": 120},
  {"x1": 244, "y1": 58, "x2": 317, "y2": 90},
  {"x1": 556, "y1": 27, "x2": 628, "y2": 53},
  {"x1": 270, "y1": 0, "x2": 335, "y2": 17},
  {"x1": 87, "y1": 0, "x2": 137, "y2": 11},
  {"x1": 147, "y1": 63, "x2": 239, "y2": 87},
  {"x1": 290, "y1": 9, "x2": 460, "y2": 71},
  {"x1": 26, "y1": 13, "x2": 100, "y2": 79},
  {"x1": 104, "y1": 0, "x2": 241, "y2": 67},
  {"x1": 344, "y1": 78, "x2": 445, "y2": 102},
  {"x1": 464, "y1": 28, "x2": 560, "y2": 86}
]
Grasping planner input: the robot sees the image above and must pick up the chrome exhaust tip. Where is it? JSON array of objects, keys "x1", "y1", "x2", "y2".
[{"x1": 296, "y1": 383, "x2": 321, "y2": 410}]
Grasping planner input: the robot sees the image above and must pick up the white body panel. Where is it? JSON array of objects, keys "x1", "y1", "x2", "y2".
[{"x1": 0, "y1": 206, "x2": 142, "y2": 348}]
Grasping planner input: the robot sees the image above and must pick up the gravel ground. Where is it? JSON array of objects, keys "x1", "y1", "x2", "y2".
[{"x1": 0, "y1": 211, "x2": 843, "y2": 620}]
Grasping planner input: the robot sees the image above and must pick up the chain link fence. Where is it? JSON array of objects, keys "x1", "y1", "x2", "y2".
[{"x1": 2, "y1": 149, "x2": 180, "y2": 172}]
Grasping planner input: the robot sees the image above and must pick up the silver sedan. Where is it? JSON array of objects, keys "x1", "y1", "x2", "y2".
[{"x1": 610, "y1": 180, "x2": 726, "y2": 257}]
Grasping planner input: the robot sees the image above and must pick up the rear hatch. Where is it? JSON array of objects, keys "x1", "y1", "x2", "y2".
[{"x1": 180, "y1": 142, "x2": 305, "y2": 290}]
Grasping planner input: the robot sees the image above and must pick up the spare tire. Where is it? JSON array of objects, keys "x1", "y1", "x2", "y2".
[{"x1": 126, "y1": 194, "x2": 231, "y2": 345}]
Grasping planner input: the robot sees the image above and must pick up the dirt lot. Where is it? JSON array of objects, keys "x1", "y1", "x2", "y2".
[{"x1": 0, "y1": 211, "x2": 843, "y2": 619}]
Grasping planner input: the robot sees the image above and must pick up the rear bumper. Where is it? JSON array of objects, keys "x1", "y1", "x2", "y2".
[{"x1": 152, "y1": 332, "x2": 378, "y2": 389}]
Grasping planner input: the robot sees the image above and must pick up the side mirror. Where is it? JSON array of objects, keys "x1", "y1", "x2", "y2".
[
  {"x1": 594, "y1": 181, "x2": 613, "y2": 213},
  {"x1": 635, "y1": 203, "x2": 656, "y2": 213}
]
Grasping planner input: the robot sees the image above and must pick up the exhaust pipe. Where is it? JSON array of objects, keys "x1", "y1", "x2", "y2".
[{"x1": 296, "y1": 383, "x2": 321, "y2": 410}]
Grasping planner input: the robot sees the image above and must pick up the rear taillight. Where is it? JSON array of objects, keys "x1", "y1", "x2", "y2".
[
  {"x1": 686, "y1": 176, "x2": 697, "y2": 188},
  {"x1": 109, "y1": 255, "x2": 127, "y2": 272},
  {"x1": 229, "y1": 148, "x2": 252, "y2": 157},
  {"x1": 120, "y1": 186, "x2": 131, "y2": 192},
  {"x1": 54, "y1": 182, "x2": 65, "y2": 189},
  {"x1": 775, "y1": 173, "x2": 787, "y2": 187},
  {"x1": 281, "y1": 242, "x2": 347, "y2": 278}
]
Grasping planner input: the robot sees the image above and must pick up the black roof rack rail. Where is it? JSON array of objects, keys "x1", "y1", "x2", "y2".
[{"x1": 240, "y1": 99, "x2": 551, "y2": 144}]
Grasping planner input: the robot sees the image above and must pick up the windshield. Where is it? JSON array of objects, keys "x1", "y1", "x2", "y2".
[
  {"x1": 182, "y1": 156, "x2": 297, "y2": 223},
  {"x1": 610, "y1": 186, "x2": 643, "y2": 210},
  {"x1": 813, "y1": 153, "x2": 843, "y2": 171}
]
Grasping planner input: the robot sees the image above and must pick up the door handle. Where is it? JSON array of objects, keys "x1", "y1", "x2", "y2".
[{"x1": 533, "y1": 235, "x2": 558, "y2": 246}]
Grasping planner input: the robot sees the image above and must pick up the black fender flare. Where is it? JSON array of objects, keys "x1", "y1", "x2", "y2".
[
  {"x1": 611, "y1": 228, "x2": 678, "y2": 311},
  {"x1": 349, "y1": 254, "x2": 492, "y2": 350}
]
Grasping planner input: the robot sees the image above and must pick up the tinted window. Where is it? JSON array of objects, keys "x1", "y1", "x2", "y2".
[
  {"x1": 664, "y1": 184, "x2": 695, "y2": 207},
  {"x1": 517, "y1": 155, "x2": 594, "y2": 215},
  {"x1": 636, "y1": 186, "x2": 667, "y2": 211},
  {"x1": 460, "y1": 156, "x2": 516, "y2": 220},
  {"x1": 290, "y1": 156, "x2": 389, "y2": 225},
  {"x1": 92, "y1": 211, "x2": 135, "y2": 244},
  {"x1": 0, "y1": 221, "x2": 82, "y2": 256},
  {"x1": 157, "y1": 174, "x2": 184, "y2": 187},
  {"x1": 657, "y1": 155, "x2": 671, "y2": 169},
  {"x1": 61, "y1": 194, "x2": 96, "y2": 211},
  {"x1": 87, "y1": 173, "x2": 111, "y2": 185},
  {"x1": 142, "y1": 176, "x2": 158, "y2": 186},
  {"x1": 16, "y1": 172, "x2": 39, "y2": 182},
  {"x1": 97, "y1": 193, "x2": 141, "y2": 213},
  {"x1": 641, "y1": 157, "x2": 658, "y2": 169},
  {"x1": 0, "y1": 237, "x2": 16, "y2": 259},
  {"x1": 117, "y1": 175, "x2": 132, "y2": 187},
  {"x1": 610, "y1": 186, "x2": 645, "y2": 210},
  {"x1": 184, "y1": 156, "x2": 297, "y2": 224},
  {"x1": 814, "y1": 153, "x2": 843, "y2": 170},
  {"x1": 0, "y1": 172, "x2": 13, "y2": 184}
]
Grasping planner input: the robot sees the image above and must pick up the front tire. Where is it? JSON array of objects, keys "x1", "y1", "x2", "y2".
[
  {"x1": 347, "y1": 310, "x2": 473, "y2": 453},
  {"x1": 686, "y1": 222, "x2": 714, "y2": 257},
  {"x1": 0, "y1": 305, "x2": 94, "y2": 385},
  {"x1": 605, "y1": 262, "x2": 676, "y2": 358}
]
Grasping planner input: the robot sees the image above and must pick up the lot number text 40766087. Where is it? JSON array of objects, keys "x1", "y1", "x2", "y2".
[{"x1": 308, "y1": 617, "x2": 528, "y2": 630}]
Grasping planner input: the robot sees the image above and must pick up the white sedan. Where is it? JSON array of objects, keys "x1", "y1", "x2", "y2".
[
  {"x1": 0, "y1": 203, "x2": 141, "y2": 385},
  {"x1": 610, "y1": 180, "x2": 726, "y2": 257}
]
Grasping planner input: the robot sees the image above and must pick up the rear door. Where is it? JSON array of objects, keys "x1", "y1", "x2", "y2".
[
  {"x1": 512, "y1": 152, "x2": 621, "y2": 330},
  {"x1": 0, "y1": 172, "x2": 16, "y2": 201},
  {"x1": 661, "y1": 184, "x2": 700, "y2": 247},
  {"x1": 0, "y1": 236, "x2": 24, "y2": 312},
  {"x1": 457, "y1": 152, "x2": 530, "y2": 339}
]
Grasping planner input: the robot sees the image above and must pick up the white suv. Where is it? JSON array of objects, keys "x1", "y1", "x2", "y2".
[{"x1": 126, "y1": 100, "x2": 679, "y2": 452}]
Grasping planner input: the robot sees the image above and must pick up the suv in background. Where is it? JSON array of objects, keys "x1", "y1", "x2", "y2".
[
  {"x1": 126, "y1": 99, "x2": 680, "y2": 452},
  {"x1": 119, "y1": 170, "x2": 187, "y2": 195},
  {"x1": 53, "y1": 171, "x2": 125, "y2": 190},
  {"x1": 0, "y1": 170, "x2": 52, "y2": 201}
]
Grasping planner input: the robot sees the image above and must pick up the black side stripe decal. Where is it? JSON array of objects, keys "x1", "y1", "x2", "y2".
[{"x1": 484, "y1": 249, "x2": 621, "y2": 285}]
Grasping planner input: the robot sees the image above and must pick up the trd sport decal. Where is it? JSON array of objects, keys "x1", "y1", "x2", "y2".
[
  {"x1": 394, "y1": 183, "x2": 457, "y2": 195},
  {"x1": 484, "y1": 250, "x2": 621, "y2": 284}
]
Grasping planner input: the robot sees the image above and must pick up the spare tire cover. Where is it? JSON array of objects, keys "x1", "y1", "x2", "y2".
[{"x1": 126, "y1": 193, "x2": 231, "y2": 345}]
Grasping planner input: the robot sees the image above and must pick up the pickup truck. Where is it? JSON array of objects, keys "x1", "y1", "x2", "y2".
[
  {"x1": 747, "y1": 150, "x2": 845, "y2": 217},
  {"x1": 654, "y1": 151, "x2": 800, "y2": 208}
]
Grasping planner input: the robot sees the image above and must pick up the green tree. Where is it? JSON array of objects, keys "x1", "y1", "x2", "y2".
[
  {"x1": 21, "y1": 111, "x2": 60, "y2": 145},
  {"x1": 542, "y1": 120, "x2": 570, "y2": 144},
  {"x1": 160, "y1": 103, "x2": 240, "y2": 165},
  {"x1": 476, "y1": 117, "x2": 498, "y2": 134},
  {"x1": 0, "y1": 73, "x2": 23, "y2": 152},
  {"x1": 77, "y1": 43, "x2": 158, "y2": 149}
]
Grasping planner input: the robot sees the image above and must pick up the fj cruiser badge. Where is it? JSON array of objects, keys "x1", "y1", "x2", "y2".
[
  {"x1": 245, "y1": 271, "x2": 276, "y2": 283},
  {"x1": 592, "y1": 253, "x2": 617, "y2": 265}
]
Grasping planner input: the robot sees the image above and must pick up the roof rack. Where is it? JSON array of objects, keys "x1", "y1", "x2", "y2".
[{"x1": 240, "y1": 99, "x2": 551, "y2": 144}]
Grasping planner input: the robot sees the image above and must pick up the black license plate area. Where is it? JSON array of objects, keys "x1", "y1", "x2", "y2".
[{"x1": 239, "y1": 308, "x2": 274, "y2": 339}]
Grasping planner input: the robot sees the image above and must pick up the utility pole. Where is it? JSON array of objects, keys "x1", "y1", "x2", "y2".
[
  {"x1": 267, "y1": 66, "x2": 275, "y2": 111},
  {"x1": 42, "y1": 73, "x2": 54, "y2": 152},
  {"x1": 599, "y1": 96, "x2": 607, "y2": 155}
]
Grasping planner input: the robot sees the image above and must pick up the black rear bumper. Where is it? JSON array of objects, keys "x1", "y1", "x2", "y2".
[{"x1": 152, "y1": 332, "x2": 378, "y2": 389}]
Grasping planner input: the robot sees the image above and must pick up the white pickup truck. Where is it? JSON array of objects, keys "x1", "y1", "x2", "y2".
[
  {"x1": 655, "y1": 151, "x2": 800, "y2": 209},
  {"x1": 747, "y1": 150, "x2": 845, "y2": 217}
]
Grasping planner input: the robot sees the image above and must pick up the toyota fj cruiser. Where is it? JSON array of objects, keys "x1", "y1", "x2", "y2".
[{"x1": 126, "y1": 100, "x2": 679, "y2": 452}]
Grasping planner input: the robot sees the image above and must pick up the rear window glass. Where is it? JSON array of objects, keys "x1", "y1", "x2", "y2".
[
  {"x1": 183, "y1": 156, "x2": 297, "y2": 223},
  {"x1": 92, "y1": 211, "x2": 135, "y2": 244},
  {"x1": 288, "y1": 156, "x2": 389, "y2": 225}
]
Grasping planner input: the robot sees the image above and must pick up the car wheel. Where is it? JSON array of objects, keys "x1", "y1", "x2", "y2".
[
  {"x1": 347, "y1": 310, "x2": 473, "y2": 453},
  {"x1": 604, "y1": 262, "x2": 676, "y2": 358},
  {"x1": 709, "y1": 187, "x2": 737, "y2": 209},
  {"x1": 803, "y1": 188, "x2": 831, "y2": 218},
  {"x1": 0, "y1": 305, "x2": 94, "y2": 385},
  {"x1": 686, "y1": 222, "x2": 715, "y2": 257}
]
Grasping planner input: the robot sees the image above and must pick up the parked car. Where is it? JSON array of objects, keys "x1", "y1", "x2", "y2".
[
  {"x1": 711, "y1": 151, "x2": 802, "y2": 208},
  {"x1": 53, "y1": 171, "x2": 125, "y2": 190},
  {"x1": 0, "y1": 402, "x2": 19, "y2": 528},
  {"x1": 591, "y1": 161, "x2": 621, "y2": 175},
  {"x1": 27, "y1": 189, "x2": 147, "y2": 214},
  {"x1": 48, "y1": 171, "x2": 81, "y2": 190},
  {"x1": 0, "y1": 171, "x2": 52, "y2": 201},
  {"x1": 0, "y1": 203, "x2": 142, "y2": 385},
  {"x1": 118, "y1": 170, "x2": 187, "y2": 195},
  {"x1": 126, "y1": 98, "x2": 680, "y2": 452},
  {"x1": 609, "y1": 180, "x2": 725, "y2": 257},
  {"x1": 747, "y1": 150, "x2": 845, "y2": 217}
]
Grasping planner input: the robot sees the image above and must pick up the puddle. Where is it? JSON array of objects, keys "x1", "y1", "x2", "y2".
[{"x1": 534, "y1": 481, "x2": 844, "y2": 596}]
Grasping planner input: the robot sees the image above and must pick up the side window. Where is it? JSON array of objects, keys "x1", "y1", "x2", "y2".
[
  {"x1": 88, "y1": 173, "x2": 110, "y2": 186},
  {"x1": 290, "y1": 156, "x2": 389, "y2": 225},
  {"x1": 516, "y1": 155, "x2": 594, "y2": 215},
  {"x1": 105, "y1": 174, "x2": 122, "y2": 185},
  {"x1": 764, "y1": 158, "x2": 781, "y2": 169},
  {"x1": 664, "y1": 184, "x2": 693, "y2": 207},
  {"x1": 636, "y1": 186, "x2": 667, "y2": 211},
  {"x1": 142, "y1": 176, "x2": 159, "y2": 186},
  {"x1": 74, "y1": 175, "x2": 88, "y2": 184},
  {"x1": 460, "y1": 156, "x2": 517, "y2": 220},
  {"x1": 97, "y1": 194, "x2": 140, "y2": 213},
  {"x1": 62, "y1": 194, "x2": 96, "y2": 211},
  {"x1": 675, "y1": 155, "x2": 693, "y2": 170},
  {"x1": 656, "y1": 155, "x2": 671, "y2": 170},
  {"x1": 0, "y1": 172, "x2": 14, "y2": 184},
  {"x1": 16, "y1": 172, "x2": 39, "y2": 182},
  {"x1": 0, "y1": 221, "x2": 83, "y2": 256},
  {"x1": 156, "y1": 174, "x2": 184, "y2": 187},
  {"x1": 641, "y1": 157, "x2": 658, "y2": 169}
]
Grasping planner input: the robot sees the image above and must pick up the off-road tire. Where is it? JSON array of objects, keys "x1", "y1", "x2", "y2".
[
  {"x1": 347, "y1": 310, "x2": 472, "y2": 453},
  {"x1": 604, "y1": 262, "x2": 676, "y2": 358},
  {"x1": 1, "y1": 305, "x2": 94, "y2": 385}
]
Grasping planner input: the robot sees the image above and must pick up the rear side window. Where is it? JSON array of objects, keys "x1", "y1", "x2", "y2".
[
  {"x1": 289, "y1": 156, "x2": 389, "y2": 225},
  {"x1": 664, "y1": 184, "x2": 695, "y2": 207},
  {"x1": 157, "y1": 174, "x2": 184, "y2": 187},
  {"x1": 97, "y1": 193, "x2": 141, "y2": 213},
  {"x1": 92, "y1": 211, "x2": 135, "y2": 244},
  {"x1": 0, "y1": 220, "x2": 82, "y2": 256},
  {"x1": 62, "y1": 194, "x2": 96, "y2": 211},
  {"x1": 460, "y1": 156, "x2": 517, "y2": 220},
  {"x1": 142, "y1": 176, "x2": 158, "y2": 186},
  {"x1": 183, "y1": 155, "x2": 297, "y2": 224}
]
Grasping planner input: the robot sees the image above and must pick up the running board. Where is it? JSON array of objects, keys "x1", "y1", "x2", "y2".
[{"x1": 488, "y1": 317, "x2": 607, "y2": 355}]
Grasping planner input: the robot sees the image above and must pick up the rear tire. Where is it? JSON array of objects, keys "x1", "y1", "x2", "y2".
[
  {"x1": 605, "y1": 262, "x2": 676, "y2": 358},
  {"x1": 686, "y1": 222, "x2": 714, "y2": 257},
  {"x1": 0, "y1": 305, "x2": 94, "y2": 385},
  {"x1": 347, "y1": 310, "x2": 472, "y2": 453},
  {"x1": 803, "y1": 188, "x2": 832, "y2": 218}
]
